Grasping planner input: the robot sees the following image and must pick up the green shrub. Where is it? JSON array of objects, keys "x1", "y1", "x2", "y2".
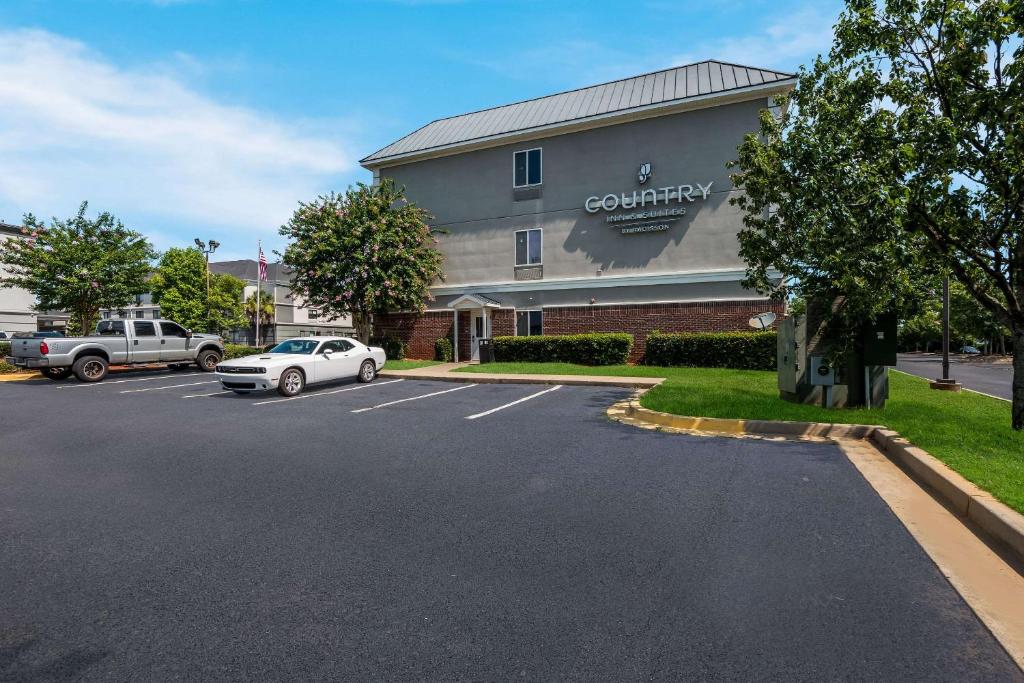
[
  {"x1": 0, "y1": 360, "x2": 17, "y2": 374},
  {"x1": 223, "y1": 343, "x2": 260, "y2": 360},
  {"x1": 0, "y1": 341, "x2": 10, "y2": 357},
  {"x1": 492, "y1": 333, "x2": 633, "y2": 365},
  {"x1": 434, "y1": 337, "x2": 453, "y2": 362},
  {"x1": 371, "y1": 335, "x2": 406, "y2": 361},
  {"x1": 644, "y1": 331, "x2": 777, "y2": 370}
]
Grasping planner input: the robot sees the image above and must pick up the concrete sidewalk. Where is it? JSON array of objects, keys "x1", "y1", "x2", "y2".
[{"x1": 378, "y1": 362, "x2": 664, "y2": 388}]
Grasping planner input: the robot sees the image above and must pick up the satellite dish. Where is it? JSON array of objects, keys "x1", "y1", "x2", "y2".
[{"x1": 748, "y1": 311, "x2": 777, "y2": 330}]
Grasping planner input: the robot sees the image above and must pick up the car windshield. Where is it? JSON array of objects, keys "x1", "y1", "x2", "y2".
[{"x1": 267, "y1": 339, "x2": 321, "y2": 355}]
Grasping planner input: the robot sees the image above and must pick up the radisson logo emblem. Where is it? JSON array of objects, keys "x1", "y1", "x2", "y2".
[{"x1": 637, "y1": 162, "x2": 652, "y2": 185}]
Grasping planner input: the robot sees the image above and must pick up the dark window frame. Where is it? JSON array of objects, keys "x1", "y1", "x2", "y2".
[{"x1": 513, "y1": 148, "x2": 542, "y2": 188}]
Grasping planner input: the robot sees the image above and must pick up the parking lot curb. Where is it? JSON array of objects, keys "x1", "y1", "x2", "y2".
[
  {"x1": 0, "y1": 373, "x2": 41, "y2": 382},
  {"x1": 378, "y1": 369, "x2": 663, "y2": 389},
  {"x1": 609, "y1": 396, "x2": 1024, "y2": 567}
]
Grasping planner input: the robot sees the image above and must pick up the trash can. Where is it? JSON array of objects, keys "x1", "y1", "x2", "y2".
[{"x1": 478, "y1": 338, "x2": 494, "y2": 364}]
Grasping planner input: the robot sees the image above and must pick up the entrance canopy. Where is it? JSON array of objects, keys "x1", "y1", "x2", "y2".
[{"x1": 448, "y1": 293, "x2": 501, "y2": 310}]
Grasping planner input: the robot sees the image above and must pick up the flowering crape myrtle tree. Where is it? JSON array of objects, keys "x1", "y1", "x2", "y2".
[
  {"x1": 280, "y1": 179, "x2": 444, "y2": 343},
  {"x1": 0, "y1": 202, "x2": 155, "y2": 335},
  {"x1": 731, "y1": 0, "x2": 1024, "y2": 429}
]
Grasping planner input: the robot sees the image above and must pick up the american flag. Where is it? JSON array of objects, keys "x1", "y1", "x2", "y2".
[{"x1": 258, "y1": 245, "x2": 268, "y2": 282}]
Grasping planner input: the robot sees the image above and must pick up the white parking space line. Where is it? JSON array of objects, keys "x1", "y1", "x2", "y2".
[
  {"x1": 58, "y1": 372, "x2": 203, "y2": 388},
  {"x1": 120, "y1": 380, "x2": 216, "y2": 394},
  {"x1": 464, "y1": 384, "x2": 563, "y2": 420},
  {"x1": 350, "y1": 383, "x2": 477, "y2": 413},
  {"x1": 181, "y1": 390, "x2": 233, "y2": 398},
  {"x1": 253, "y1": 378, "x2": 404, "y2": 406}
]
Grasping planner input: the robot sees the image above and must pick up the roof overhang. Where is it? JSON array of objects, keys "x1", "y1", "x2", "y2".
[
  {"x1": 448, "y1": 293, "x2": 501, "y2": 310},
  {"x1": 361, "y1": 78, "x2": 795, "y2": 170}
]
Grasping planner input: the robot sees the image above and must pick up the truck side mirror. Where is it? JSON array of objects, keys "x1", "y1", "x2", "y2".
[{"x1": 185, "y1": 329, "x2": 193, "y2": 339}]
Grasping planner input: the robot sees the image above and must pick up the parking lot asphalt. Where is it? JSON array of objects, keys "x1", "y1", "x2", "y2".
[
  {"x1": 897, "y1": 352, "x2": 1013, "y2": 399},
  {"x1": 1, "y1": 370, "x2": 1020, "y2": 681}
]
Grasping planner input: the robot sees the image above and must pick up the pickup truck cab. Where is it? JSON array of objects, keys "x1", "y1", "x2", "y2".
[{"x1": 5, "y1": 319, "x2": 224, "y2": 382}]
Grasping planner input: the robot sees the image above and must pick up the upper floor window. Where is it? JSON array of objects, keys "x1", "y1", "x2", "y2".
[
  {"x1": 515, "y1": 229, "x2": 542, "y2": 266},
  {"x1": 513, "y1": 148, "x2": 542, "y2": 187}
]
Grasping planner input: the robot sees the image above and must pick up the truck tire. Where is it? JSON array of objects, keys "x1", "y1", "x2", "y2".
[
  {"x1": 73, "y1": 355, "x2": 108, "y2": 383},
  {"x1": 195, "y1": 349, "x2": 221, "y2": 372},
  {"x1": 277, "y1": 368, "x2": 304, "y2": 397},
  {"x1": 41, "y1": 367, "x2": 73, "y2": 380}
]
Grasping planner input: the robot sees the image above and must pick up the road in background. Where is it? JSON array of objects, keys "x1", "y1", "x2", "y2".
[{"x1": 897, "y1": 352, "x2": 1012, "y2": 399}]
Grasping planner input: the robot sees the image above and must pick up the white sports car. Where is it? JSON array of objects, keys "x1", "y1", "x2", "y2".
[{"x1": 215, "y1": 337, "x2": 387, "y2": 396}]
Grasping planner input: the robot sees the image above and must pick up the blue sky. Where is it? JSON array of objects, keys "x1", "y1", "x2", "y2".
[{"x1": 0, "y1": 0, "x2": 843, "y2": 261}]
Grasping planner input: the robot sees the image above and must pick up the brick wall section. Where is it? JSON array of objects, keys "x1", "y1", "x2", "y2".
[
  {"x1": 541, "y1": 299, "x2": 785, "y2": 362},
  {"x1": 375, "y1": 311, "x2": 453, "y2": 360},
  {"x1": 376, "y1": 300, "x2": 783, "y2": 362}
]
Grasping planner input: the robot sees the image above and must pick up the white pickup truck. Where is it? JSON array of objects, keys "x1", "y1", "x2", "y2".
[{"x1": 5, "y1": 319, "x2": 225, "y2": 382}]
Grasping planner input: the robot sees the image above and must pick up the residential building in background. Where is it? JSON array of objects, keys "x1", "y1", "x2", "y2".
[
  {"x1": 362, "y1": 60, "x2": 793, "y2": 361},
  {"x1": 0, "y1": 222, "x2": 38, "y2": 335},
  {"x1": 103, "y1": 259, "x2": 353, "y2": 342}
]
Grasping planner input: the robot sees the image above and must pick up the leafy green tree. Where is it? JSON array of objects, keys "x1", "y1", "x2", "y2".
[
  {"x1": 245, "y1": 288, "x2": 275, "y2": 329},
  {"x1": 208, "y1": 273, "x2": 248, "y2": 336},
  {"x1": 731, "y1": 0, "x2": 1024, "y2": 428},
  {"x1": 0, "y1": 202, "x2": 155, "y2": 334},
  {"x1": 280, "y1": 179, "x2": 444, "y2": 342},
  {"x1": 150, "y1": 247, "x2": 247, "y2": 334},
  {"x1": 149, "y1": 247, "x2": 207, "y2": 331}
]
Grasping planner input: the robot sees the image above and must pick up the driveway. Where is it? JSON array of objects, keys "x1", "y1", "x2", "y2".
[
  {"x1": 897, "y1": 352, "x2": 1013, "y2": 399},
  {"x1": 0, "y1": 372, "x2": 1019, "y2": 680}
]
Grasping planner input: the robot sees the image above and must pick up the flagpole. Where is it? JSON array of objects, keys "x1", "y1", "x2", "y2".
[{"x1": 256, "y1": 240, "x2": 261, "y2": 348}]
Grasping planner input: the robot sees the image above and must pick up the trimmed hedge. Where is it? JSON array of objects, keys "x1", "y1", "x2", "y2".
[
  {"x1": 492, "y1": 333, "x2": 633, "y2": 365},
  {"x1": 644, "y1": 331, "x2": 777, "y2": 370},
  {"x1": 0, "y1": 342, "x2": 9, "y2": 357},
  {"x1": 434, "y1": 337, "x2": 453, "y2": 362},
  {"x1": 223, "y1": 344, "x2": 260, "y2": 360},
  {"x1": 371, "y1": 336, "x2": 406, "y2": 361}
]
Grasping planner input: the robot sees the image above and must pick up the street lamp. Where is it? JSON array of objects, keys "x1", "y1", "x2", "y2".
[{"x1": 194, "y1": 238, "x2": 220, "y2": 333}]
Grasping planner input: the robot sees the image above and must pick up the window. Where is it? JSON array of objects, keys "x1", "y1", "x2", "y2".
[
  {"x1": 268, "y1": 339, "x2": 319, "y2": 354},
  {"x1": 308, "y1": 309, "x2": 320, "y2": 320},
  {"x1": 515, "y1": 229, "x2": 542, "y2": 266},
  {"x1": 320, "y1": 339, "x2": 354, "y2": 354},
  {"x1": 96, "y1": 320, "x2": 125, "y2": 336},
  {"x1": 133, "y1": 321, "x2": 156, "y2": 336},
  {"x1": 135, "y1": 309, "x2": 145, "y2": 319},
  {"x1": 516, "y1": 311, "x2": 543, "y2": 337},
  {"x1": 102, "y1": 311, "x2": 111, "y2": 320},
  {"x1": 152, "y1": 309, "x2": 161, "y2": 319},
  {"x1": 513, "y1": 148, "x2": 542, "y2": 187},
  {"x1": 160, "y1": 322, "x2": 187, "y2": 338}
]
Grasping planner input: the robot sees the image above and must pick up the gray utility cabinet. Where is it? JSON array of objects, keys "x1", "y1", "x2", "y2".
[{"x1": 777, "y1": 302, "x2": 897, "y2": 409}]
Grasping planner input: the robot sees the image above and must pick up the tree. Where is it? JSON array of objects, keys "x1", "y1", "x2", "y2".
[
  {"x1": 280, "y1": 178, "x2": 444, "y2": 342},
  {"x1": 149, "y1": 247, "x2": 207, "y2": 331},
  {"x1": 731, "y1": 0, "x2": 1024, "y2": 428},
  {"x1": 0, "y1": 202, "x2": 155, "y2": 334},
  {"x1": 245, "y1": 288, "x2": 275, "y2": 330},
  {"x1": 150, "y1": 247, "x2": 247, "y2": 335}
]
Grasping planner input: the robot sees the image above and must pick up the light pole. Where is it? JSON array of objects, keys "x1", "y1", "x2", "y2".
[{"x1": 194, "y1": 238, "x2": 220, "y2": 333}]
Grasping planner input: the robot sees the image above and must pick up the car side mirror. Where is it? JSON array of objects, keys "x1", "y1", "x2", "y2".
[
  {"x1": 185, "y1": 329, "x2": 193, "y2": 338},
  {"x1": 323, "y1": 348, "x2": 333, "y2": 356}
]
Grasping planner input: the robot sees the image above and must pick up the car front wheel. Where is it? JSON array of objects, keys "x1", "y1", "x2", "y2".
[
  {"x1": 278, "y1": 368, "x2": 305, "y2": 397},
  {"x1": 196, "y1": 349, "x2": 221, "y2": 372},
  {"x1": 357, "y1": 359, "x2": 376, "y2": 383}
]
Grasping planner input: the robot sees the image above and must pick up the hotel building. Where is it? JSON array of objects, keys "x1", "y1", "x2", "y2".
[{"x1": 362, "y1": 61, "x2": 794, "y2": 361}]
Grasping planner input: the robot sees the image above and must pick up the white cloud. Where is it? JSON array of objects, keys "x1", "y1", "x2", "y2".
[
  {"x1": 0, "y1": 28, "x2": 354, "y2": 254},
  {"x1": 672, "y1": 5, "x2": 843, "y2": 72}
]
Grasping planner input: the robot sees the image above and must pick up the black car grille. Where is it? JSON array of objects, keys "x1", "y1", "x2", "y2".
[
  {"x1": 223, "y1": 381, "x2": 257, "y2": 389},
  {"x1": 218, "y1": 367, "x2": 260, "y2": 374}
]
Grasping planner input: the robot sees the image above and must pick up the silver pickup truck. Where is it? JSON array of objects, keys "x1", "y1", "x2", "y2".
[{"x1": 5, "y1": 318, "x2": 225, "y2": 382}]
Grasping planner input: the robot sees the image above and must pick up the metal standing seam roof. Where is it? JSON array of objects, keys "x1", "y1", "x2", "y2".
[{"x1": 361, "y1": 60, "x2": 796, "y2": 166}]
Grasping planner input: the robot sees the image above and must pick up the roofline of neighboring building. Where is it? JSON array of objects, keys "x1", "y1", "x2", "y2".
[{"x1": 360, "y1": 77, "x2": 795, "y2": 170}]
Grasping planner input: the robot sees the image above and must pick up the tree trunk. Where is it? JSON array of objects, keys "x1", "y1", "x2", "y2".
[
  {"x1": 1013, "y1": 331, "x2": 1024, "y2": 431},
  {"x1": 353, "y1": 311, "x2": 373, "y2": 344}
]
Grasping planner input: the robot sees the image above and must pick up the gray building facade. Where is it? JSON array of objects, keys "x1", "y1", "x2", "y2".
[{"x1": 362, "y1": 61, "x2": 794, "y2": 361}]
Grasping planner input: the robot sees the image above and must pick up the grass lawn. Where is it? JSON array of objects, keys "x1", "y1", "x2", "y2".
[
  {"x1": 456, "y1": 362, "x2": 1024, "y2": 515},
  {"x1": 384, "y1": 359, "x2": 444, "y2": 370}
]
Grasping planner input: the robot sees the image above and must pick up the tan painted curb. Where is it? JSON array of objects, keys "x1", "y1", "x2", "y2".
[
  {"x1": 871, "y1": 429, "x2": 1024, "y2": 563},
  {"x1": 609, "y1": 397, "x2": 1024, "y2": 567},
  {"x1": 0, "y1": 372, "x2": 40, "y2": 382},
  {"x1": 378, "y1": 369, "x2": 663, "y2": 389}
]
